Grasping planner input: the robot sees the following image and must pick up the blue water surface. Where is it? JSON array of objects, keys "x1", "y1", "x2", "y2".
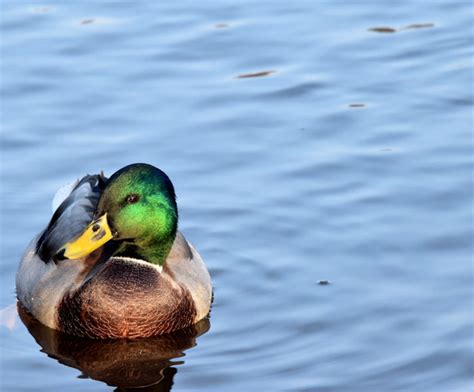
[{"x1": 1, "y1": 1, "x2": 473, "y2": 391}]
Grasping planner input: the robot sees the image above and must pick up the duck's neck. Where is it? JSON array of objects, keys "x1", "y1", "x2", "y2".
[{"x1": 115, "y1": 232, "x2": 176, "y2": 267}]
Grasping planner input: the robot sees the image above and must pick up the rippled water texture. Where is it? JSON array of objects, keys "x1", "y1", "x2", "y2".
[{"x1": 1, "y1": 2, "x2": 473, "y2": 391}]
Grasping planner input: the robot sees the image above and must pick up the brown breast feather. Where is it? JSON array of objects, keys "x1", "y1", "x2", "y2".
[{"x1": 57, "y1": 259, "x2": 197, "y2": 339}]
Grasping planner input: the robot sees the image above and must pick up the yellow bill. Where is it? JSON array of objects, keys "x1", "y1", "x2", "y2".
[{"x1": 62, "y1": 213, "x2": 113, "y2": 259}]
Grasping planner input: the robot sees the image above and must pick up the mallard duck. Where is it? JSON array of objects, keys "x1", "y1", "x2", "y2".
[{"x1": 16, "y1": 163, "x2": 212, "y2": 339}]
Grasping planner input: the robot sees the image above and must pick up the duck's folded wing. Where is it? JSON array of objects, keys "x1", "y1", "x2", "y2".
[
  {"x1": 36, "y1": 174, "x2": 106, "y2": 262},
  {"x1": 51, "y1": 178, "x2": 80, "y2": 212}
]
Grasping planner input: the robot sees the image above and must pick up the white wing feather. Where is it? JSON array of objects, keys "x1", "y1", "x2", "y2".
[{"x1": 51, "y1": 179, "x2": 80, "y2": 212}]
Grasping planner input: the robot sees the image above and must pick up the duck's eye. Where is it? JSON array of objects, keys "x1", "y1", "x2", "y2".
[{"x1": 126, "y1": 194, "x2": 140, "y2": 204}]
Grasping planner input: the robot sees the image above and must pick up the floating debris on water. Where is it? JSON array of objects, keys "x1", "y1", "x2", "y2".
[
  {"x1": 215, "y1": 23, "x2": 229, "y2": 29},
  {"x1": 369, "y1": 27, "x2": 396, "y2": 33},
  {"x1": 402, "y1": 23, "x2": 434, "y2": 30},
  {"x1": 236, "y1": 70, "x2": 276, "y2": 79},
  {"x1": 318, "y1": 280, "x2": 331, "y2": 285},
  {"x1": 369, "y1": 23, "x2": 435, "y2": 34},
  {"x1": 349, "y1": 103, "x2": 366, "y2": 108},
  {"x1": 77, "y1": 18, "x2": 120, "y2": 27}
]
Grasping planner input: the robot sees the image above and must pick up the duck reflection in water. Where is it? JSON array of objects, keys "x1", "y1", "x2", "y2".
[{"x1": 18, "y1": 304, "x2": 210, "y2": 392}]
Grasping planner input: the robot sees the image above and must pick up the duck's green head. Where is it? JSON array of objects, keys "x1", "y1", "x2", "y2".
[{"x1": 62, "y1": 163, "x2": 178, "y2": 266}]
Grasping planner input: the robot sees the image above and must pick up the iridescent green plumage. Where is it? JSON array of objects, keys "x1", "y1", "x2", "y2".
[{"x1": 96, "y1": 164, "x2": 178, "y2": 266}]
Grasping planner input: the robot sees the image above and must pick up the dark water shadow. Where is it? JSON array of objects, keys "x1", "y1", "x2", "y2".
[{"x1": 18, "y1": 305, "x2": 210, "y2": 392}]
